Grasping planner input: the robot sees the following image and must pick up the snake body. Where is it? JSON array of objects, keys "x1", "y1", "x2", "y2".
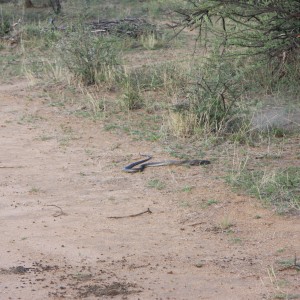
[{"x1": 123, "y1": 155, "x2": 210, "y2": 173}]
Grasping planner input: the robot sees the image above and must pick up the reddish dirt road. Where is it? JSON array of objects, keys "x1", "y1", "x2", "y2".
[{"x1": 0, "y1": 81, "x2": 299, "y2": 299}]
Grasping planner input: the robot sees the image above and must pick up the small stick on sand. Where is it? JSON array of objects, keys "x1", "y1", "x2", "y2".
[{"x1": 108, "y1": 208, "x2": 152, "y2": 219}]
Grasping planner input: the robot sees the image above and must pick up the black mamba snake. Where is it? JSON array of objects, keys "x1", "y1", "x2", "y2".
[{"x1": 123, "y1": 155, "x2": 211, "y2": 173}]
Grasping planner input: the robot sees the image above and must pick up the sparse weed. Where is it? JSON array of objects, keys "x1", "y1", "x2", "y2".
[
  {"x1": 19, "y1": 113, "x2": 44, "y2": 124},
  {"x1": 79, "y1": 87, "x2": 107, "y2": 119},
  {"x1": 147, "y1": 179, "x2": 166, "y2": 190},
  {"x1": 274, "y1": 293, "x2": 300, "y2": 299},
  {"x1": 276, "y1": 258, "x2": 299, "y2": 268},
  {"x1": 181, "y1": 185, "x2": 194, "y2": 193},
  {"x1": 48, "y1": 101, "x2": 65, "y2": 108},
  {"x1": 0, "y1": 51, "x2": 22, "y2": 80},
  {"x1": 220, "y1": 217, "x2": 234, "y2": 231},
  {"x1": 29, "y1": 187, "x2": 41, "y2": 194},
  {"x1": 120, "y1": 76, "x2": 143, "y2": 110},
  {"x1": 104, "y1": 123, "x2": 120, "y2": 132},
  {"x1": 179, "y1": 201, "x2": 191, "y2": 208},
  {"x1": 168, "y1": 110, "x2": 199, "y2": 138},
  {"x1": 39, "y1": 59, "x2": 72, "y2": 84},
  {"x1": 206, "y1": 199, "x2": 218, "y2": 206},
  {"x1": 38, "y1": 135, "x2": 54, "y2": 141},
  {"x1": 140, "y1": 32, "x2": 167, "y2": 50},
  {"x1": 230, "y1": 237, "x2": 242, "y2": 244}
]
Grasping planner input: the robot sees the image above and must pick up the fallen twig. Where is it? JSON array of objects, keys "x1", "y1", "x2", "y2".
[
  {"x1": 45, "y1": 204, "x2": 66, "y2": 217},
  {"x1": 108, "y1": 208, "x2": 152, "y2": 219},
  {"x1": 188, "y1": 222, "x2": 205, "y2": 227},
  {"x1": 88, "y1": 18, "x2": 158, "y2": 38}
]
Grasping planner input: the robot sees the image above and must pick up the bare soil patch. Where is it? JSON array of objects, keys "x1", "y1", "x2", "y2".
[{"x1": 0, "y1": 81, "x2": 299, "y2": 299}]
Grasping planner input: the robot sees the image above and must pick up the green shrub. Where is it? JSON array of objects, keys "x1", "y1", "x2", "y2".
[
  {"x1": 170, "y1": 55, "x2": 248, "y2": 136},
  {"x1": 0, "y1": 15, "x2": 11, "y2": 37},
  {"x1": 57, "y1": 29, "x2": 123, "y2": 85},
  {"x1": 171, "y1": 0, "x2": 300, "y2": 138},
  {"x1": 178, "y1": 1, "x2": 300, "y2": 61}
]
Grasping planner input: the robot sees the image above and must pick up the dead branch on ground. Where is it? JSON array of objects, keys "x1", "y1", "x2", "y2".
[{"x1": 107, "y1": 208, "x2": 152, "y2": 219}]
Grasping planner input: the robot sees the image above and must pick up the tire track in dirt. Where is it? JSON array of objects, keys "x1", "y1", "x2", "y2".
[{"x1": 0, "y1": 81, "x2": 299, "y2": 299}]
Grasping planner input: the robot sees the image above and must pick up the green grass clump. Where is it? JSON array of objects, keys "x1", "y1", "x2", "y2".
[{"x1": 227, "y1": 167, "x2": 300, "y2": 214}]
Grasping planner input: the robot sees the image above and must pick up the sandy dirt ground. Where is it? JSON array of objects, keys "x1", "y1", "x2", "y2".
[{"x1": 0, "y1": 81, "x2": 299, "y2": 299}]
